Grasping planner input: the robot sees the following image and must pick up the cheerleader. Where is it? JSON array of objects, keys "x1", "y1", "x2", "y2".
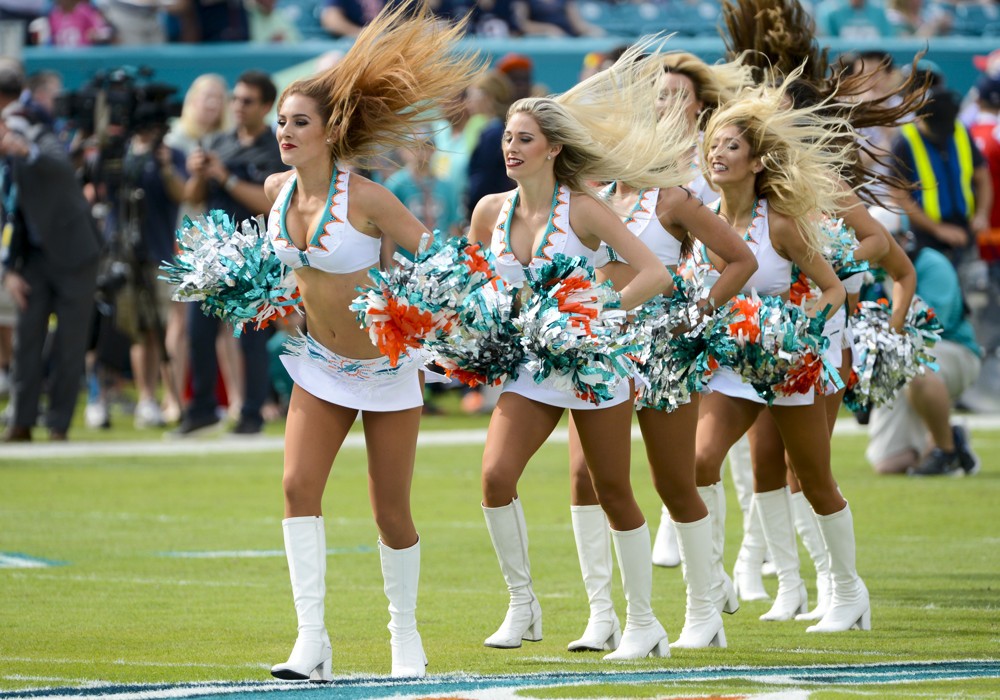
[
  {"x1": 263, "y1": 1, "x2": 481, "y2": 680},
  {"x1": 565, "y1": 54, "x2": 758, "y2": 652},
  {"x1": 694, "y1": 73, "x2": 875, "y2": 635},
  {"x1": 720, "y1": 0, "x2": 921, "y2": 618},
  {"x1": 468, "y1": 46, "x2": 693, "y2": 660}
]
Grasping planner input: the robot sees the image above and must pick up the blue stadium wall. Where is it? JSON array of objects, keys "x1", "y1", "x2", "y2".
[{"x1": 21, "y1": 36, "x2": 998, "y2": 99}]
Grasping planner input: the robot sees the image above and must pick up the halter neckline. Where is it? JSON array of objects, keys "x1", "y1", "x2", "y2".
[{"x1": 502, "y1": 183, "x2": 563, "y2": 265}]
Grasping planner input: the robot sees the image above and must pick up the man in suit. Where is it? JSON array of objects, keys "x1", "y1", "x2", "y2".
[{"x1": 1, "y1": 64, "x2": 101, "y2": 441}]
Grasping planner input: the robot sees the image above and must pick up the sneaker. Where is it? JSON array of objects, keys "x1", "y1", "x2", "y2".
[
  {"x1": 230, "y1": 416, "x2": 263, "y2": 435},
  {"x1": 908, "y1": 448, "x2": 963, "y2": 477},
  {"x1": 167, "y1": 414, "x2": 222, "y2": 439},
  {"x1": 85, "y1": 402, "x2": 111, "y2": 430},
  {"x1": 952, "y1": 425, "x2": 981, "y2": 476},
  {"x1": 134, "y1": 399, "x2": 165, "y2": 429}
]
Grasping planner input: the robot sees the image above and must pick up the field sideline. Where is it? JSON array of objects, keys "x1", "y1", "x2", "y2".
[{"x1": 1, "y1": 414, "x2": 998, "y2": 699}]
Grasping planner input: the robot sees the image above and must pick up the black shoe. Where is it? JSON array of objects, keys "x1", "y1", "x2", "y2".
[
  {"x1": 230, "y1": 416, "x2": 263, "y2": 435},
  {"x1": 952, "y1": 425, "x2": 981, "y2": 475},
  {"x1": 168, "y1": 414, "x2": 221, "y2": 439},
  {"x1": 908, "y1": 448, "x2": 963, "y2": 477}
]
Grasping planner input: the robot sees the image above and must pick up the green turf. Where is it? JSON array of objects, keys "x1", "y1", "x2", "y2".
[{"x1": 1, "y1": 422, "x2": 997, "y2": 697}]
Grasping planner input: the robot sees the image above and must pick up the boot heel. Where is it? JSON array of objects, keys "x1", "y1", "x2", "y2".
[
  {"x1": 710, "y1": 627, "x2": 726, "y2": 648},
  {"x1": 523, "y1": 616, "x2": 542, "y2": 642},
  {"x1": 722, "y1": 575, "x2": 740, "y2": 615},
  {"x1": 649, "y1": 638, "x2": 670, "y2": 658},
  {"x1": 855, "y1": 606, "x2": 872, "y2": 631},
  {"x1": 796, "y1": 583, "x2": 809, "y2": 615},
  {"x1": 606, "y1": 626, "x2": 622, "y2": 651},
  {"x1": 309, "y1": 657, "x2": 333, "y2": 683}
]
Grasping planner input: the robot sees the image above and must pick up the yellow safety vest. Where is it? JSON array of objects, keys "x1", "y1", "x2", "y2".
[{"x1": 900, "y1": 121, "x2": 975, "y2": 222}]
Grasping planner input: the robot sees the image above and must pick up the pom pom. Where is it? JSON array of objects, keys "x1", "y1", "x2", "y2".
[
  {"x1": 517, "y1": 255, "x2": 633, "y2": 404},
  {"x1": 424, "y1": 278, "x2": 524, "y2": 387},
  {"x1": 160, "y1": 212, "x2": 301, "y2": 336},
  {"x1": 820, "y1": 217, "x2": 870, "y2": 280},
  {"x1": 632, "y1": 267, "x2": 739, "y2": 412},
  {"x1": 351, "y1": 234, "x2": 493, "y2": 366},
  {"x1": 843, "y1": 296, "x2": 943, "y2": 412},
  {"x1": 721, "y1": 292, "x2": 834, "y2": 404}
]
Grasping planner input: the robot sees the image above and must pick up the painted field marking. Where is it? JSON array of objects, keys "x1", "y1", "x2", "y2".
[
  {"x1": 0, "y1": 552, "x2": 65, "y2": 569},
  {"x1": 157, "y1": 545, "x2": 374, "y2": 559},
  {"x1": 3, "y1": 660, "x2": 997, "y2": 699},
  {"x1": 4, "y1": 416, "x2": 999, "y2": 461}
]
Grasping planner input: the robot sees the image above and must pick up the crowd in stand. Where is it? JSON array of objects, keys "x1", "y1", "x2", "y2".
[{"x1": 2, "y1": 0, "x2": 1000, "y2": 47}]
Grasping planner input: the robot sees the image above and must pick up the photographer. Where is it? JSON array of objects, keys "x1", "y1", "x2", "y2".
[
  {"x1": 174, "y1": 69, "x2": 286, "y2": 437},
  {"x1": 1, "y1": 63, "x2": 101, "y2": 442},
  {"x1": 109, "y1": 103, "x2": 187, "y2": 429}
]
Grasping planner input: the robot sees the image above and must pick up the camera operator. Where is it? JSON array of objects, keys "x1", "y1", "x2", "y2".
[
  {"x1": 110, "y1": 103, "x2": 187, "y2": 429},
  {"x1": 174, "y1": 69, "x2": 286, "y2": 437},
  {"x1": 1, "y1": 63, "x2": 101, "y2": 442}
]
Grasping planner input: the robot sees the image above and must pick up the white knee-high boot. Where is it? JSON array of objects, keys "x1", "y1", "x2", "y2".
[
  {"x1": 651, "y1": 505, "x2": 681, "y2": 568},
  {"x1": 271, "y1": 516, "x2": 333, "y2": 682},
  {"x1": 732, "y1": 495, "x2": 771, "y2": 602},
  {"x1": 482, "y1": 498, "x2": 542, "y2": 648},
  {"x1": 568, "y1": 505, "x2": 621, "y2": 651},
  {"x1": 807, "y1": 503, "x2": 871, "y2": 633},
  {"x1": 756, "y1": 488, "x2": 808, "y2": 621},
  {"x1": 728, "y1": 434, "x2": 754, "y2": 516},
  {"x1": 698, "y1": 483, "x2": 739, "y2": 615},
  {"x1": 379, "y1": 538, "x2": 427, "y2": 677},
  {"x1": 789, "y1": 491, "x2": 832, "y2": 621},
  {"x1": 670, "y1": 515, "x2": 726, "y2": 649},
  {"x1": 604, "y1": 523, "x2": 669, "y2": 660}
]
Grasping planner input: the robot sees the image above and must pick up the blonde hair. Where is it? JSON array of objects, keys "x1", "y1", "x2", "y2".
[
  {"x1": 473, "y1": 69, "x2": 514, "y2": 119},
  {"x1": 701, "y1": 69, "x2": 857, "y2": 252},
  {"x1": 660, "y1": 51, "x2": 754, "y2": 125},
  {"x1": 177, "y1": 74, "x2": 230, "y2": 140},
  {"x1": 508, "y1": 39, "x2": 696, "y2": 197},
  {"x1": 279, "y1": 0, "x2": 483, "y2": 166}
]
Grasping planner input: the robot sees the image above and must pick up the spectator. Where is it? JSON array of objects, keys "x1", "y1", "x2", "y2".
[
  {"x1": 973, "y1": 47, "x2": 1000, "y2": 79},
  {"x1": 113, "y1": 107, "x2": 187, "y2": 429},
  {"x1": 494, "y1": 52, "x2": 535, "y2": 102},
  {"x1": 890, "y1": 86, "x2": 993, "y2": 268},
  {"x1": 1, "y1": 63, "x2": 102, "y2": 442},
  {"x1": 444, "y1": 0, "x2": 519, "y2": 36},
  {"x1": 176, "y1": 0, "x2": 249, "y2": 42},
  {"x1": 866, "y1": 226, "x2": 983, "y2": 476},
  {"x1": 886, "y1": 0, "x2": 952, "y2": 36},
  {"x1": 320, "y1": 0, "x2": 386, "y2": 37},
  {"x1": 430, "y1": 89, "x2": 486, "y2": 226},
  {"x1": 95, "y1": 0, "x2": 174, "y2": 44},
  {"x1": 465, "y1": 68, "x2": 513, "y2": 216},
  {"x1": 0, "y1": 0, "x2": 49, "y2": 43},
  {"x1": 172, "y1": 69, "x2": 287, "y2": 437},
  {"x1": 22, "y1": 71, "x2": 62, "y2": 129},
  {"x1": 815, "y1": 0, "x2": 894, "y2": 38},
  {"x1": 160, "y1": 73, "x2": 228, "y2": 424},
  {"x1": 247, "y1": 0, "x2": 301, "y2": 42},
  {"x1": 384, "y1": 135, "x2": 462, "y2": 255},
  {"x1": 512, "y1": 0, "x2": 603, "y2": 37},
  {"x1": 48, "y1": 0, "x2": 114, "y2": 46}
]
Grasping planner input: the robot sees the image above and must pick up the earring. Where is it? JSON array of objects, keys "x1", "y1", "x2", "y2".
[{"x1": 546, "y1": 155, "x2": 552, "y2": 160}]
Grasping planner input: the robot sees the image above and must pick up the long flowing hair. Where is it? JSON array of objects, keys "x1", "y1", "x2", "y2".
[
  {"x1": 278, "y1": 0, "x2": 484, "y2": 166},
  {"x1": 702, "y1": 70, "x2": 858, "y2": 253},
  {"x1": 720, "y1": 0, "x2": 929, "y2": 204},
  {"x1": 508, "y1": 39, "x2": 696, "y2": 198},
  {"x1": 660, "y1": 51, "x2": 755, "y2": 127}
]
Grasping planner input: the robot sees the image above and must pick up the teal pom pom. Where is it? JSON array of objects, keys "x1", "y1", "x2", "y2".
[{"x1": 160, "y1": 212, "x2": 300, "y2": 336}]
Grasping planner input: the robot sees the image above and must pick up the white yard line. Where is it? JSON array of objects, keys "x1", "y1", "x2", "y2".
[{"x1": 5, "y1": 415, "x2": 999, "y2": 461}]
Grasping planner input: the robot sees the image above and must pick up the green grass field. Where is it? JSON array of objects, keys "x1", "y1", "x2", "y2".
[{"x1": 1, "y1": 410, "x2": 998, "y2": 698}]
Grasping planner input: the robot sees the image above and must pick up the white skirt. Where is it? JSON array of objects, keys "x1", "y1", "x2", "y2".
[
  {"x1": 502, "y1": 364, "x2": 632, "y2": 410},
  {"x1": 707, "y1": 367, "x2": 815, "y2": 407},
  {"x1": 280, "y1": 334, "x2": 423, "y2": 412}
]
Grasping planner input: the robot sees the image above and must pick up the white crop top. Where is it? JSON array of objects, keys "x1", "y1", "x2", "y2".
[
  {"x1": 490, "y1": 184, "x2": 597, "y2": 285},
  {"x1": 603, "y1": 185, "x2": 683, "y2": 267},
  {"x1": 711, "y1": 197, "x2": 791, "y2": 297},
  {"x1": 268, "y1": 167, "x2": 382, "y2": 274}
]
